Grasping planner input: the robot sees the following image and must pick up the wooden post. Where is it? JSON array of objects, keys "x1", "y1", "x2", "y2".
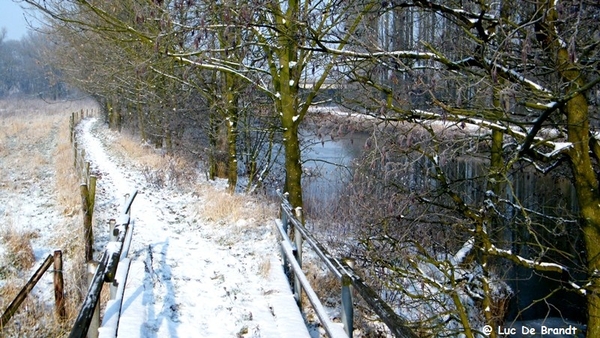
[
  {"x1": 108, "y1": 218, "x2": 117, "y2": 299},
  {"x1": 109, "y1": 219, "x2": 117, "y2": 242},
  {"x1": 87, "y1": 262, "x2": 100, "y2": 338},
  {"x1": 341, "y1": 275, "x2": 353, "y2": 336},
  {"x1": 70, "y1": 113, "x2": 75, "y2": 144},
  {"x1": 341, "y1": 258, "x2": 355, "y2": 337},
  {"x1": 80, "y1": 176, "x2": 96, "y2": 263},
  {"x1": 54, "y1": 250, "x2": 66, "y2": 320},
  {"x1": 73, "y1": 141, "x2": 78, "y2": 169},
  {"x1": 293, "y1": 206, "x2": 304, "y2": 308},
  {"x1": 81, "y1": 184, "x2": 94, "y2": 262},
  {"x1": 89, "y1": 175, "x2": 97, "y2": 212}
]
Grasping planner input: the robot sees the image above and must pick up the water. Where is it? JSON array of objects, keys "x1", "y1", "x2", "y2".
[{"x1": 302, "y1": 133, "x2": 367, "y2": 216}]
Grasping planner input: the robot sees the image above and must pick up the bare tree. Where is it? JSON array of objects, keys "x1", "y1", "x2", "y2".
[{"x1": 318, "y1": 0, "x2": 599, "y2": 336}]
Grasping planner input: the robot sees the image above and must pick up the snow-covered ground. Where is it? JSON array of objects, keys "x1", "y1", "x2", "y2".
[{"x1": 76, "y1": 118, "x2": 311, "y2": 337}]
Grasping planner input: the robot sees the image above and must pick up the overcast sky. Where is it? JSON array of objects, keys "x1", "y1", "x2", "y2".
[{"x1": 0, "y1": 1, "x2": 33, "y2": 41}]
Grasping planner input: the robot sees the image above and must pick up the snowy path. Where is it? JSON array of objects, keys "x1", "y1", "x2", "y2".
[{"x1": 77, "y1": 118, "x2": 309, "y2": 337}]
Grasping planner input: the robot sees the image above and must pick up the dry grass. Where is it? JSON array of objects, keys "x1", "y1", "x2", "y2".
[
  {"x1": 54, "y1": 115, "x2": 82, "y2": 216},
  {"x1": 194, "y1": 185, "x2": 276, "y2": 224},
  {"x1": 0, "y1": 225, "x2": 37, "y2": 276},
  {"x1": 106, "y1": 131, "x2": 195, "y2": 188},
  {"x1": 258, "y1": 257, "x2": 272, "y2": 279},
  {"x1": 196, "y1": 187, "x2": 251, "y2": 221},
  {"x1": 114, "y1": 134, "x2": 167, "y2": 168},
  {"x1": 0, "y1": 99, "x2": 97, "y2": 337}
]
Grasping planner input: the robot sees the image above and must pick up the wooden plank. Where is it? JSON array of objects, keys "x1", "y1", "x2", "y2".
[
  {"x1": 99, "y1": 258, "x2": 131, "y2": 338},
  {"x1": 115, "y1": 260, "x2": 147, "y2": 338},
  {"x1": 267, "y1": 256, "x2": 311, "y2": 338}
]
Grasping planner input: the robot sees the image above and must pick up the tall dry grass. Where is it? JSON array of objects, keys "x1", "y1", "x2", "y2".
[{"x1": 0, "y1": 98, "x2": 97, "y2": 337}]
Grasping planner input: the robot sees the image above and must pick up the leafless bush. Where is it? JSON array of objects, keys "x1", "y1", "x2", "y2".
[{"x1": 310, "y1": 123, "x2": 517, "y2": 336}]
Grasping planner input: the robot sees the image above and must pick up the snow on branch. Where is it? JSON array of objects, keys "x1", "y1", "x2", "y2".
[
  {"x1": 485, "y1": 58, "x2": 552, "y2": 96},
  {"x1": 453, "y1": 237, "x2": 475, "y2": 265},
  {"x1": 171, "y1": 55, "x2": 273, "y2": 96},
  {"x1": 400, "y1": 108, "x2": 571, "y2": 164},
  {"x1": 486, "y1": 244, "x2": 566, "y2": 273},
  {"x1": 319, "y1": 46, "x2": 438, "y2": 61},
  {"x1": 542, "y1": 142, "x2": 573, "y2": 158}
]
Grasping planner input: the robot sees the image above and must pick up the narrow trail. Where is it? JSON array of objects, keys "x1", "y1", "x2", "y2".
[{"x1": 77, "y1": 118, "x2": 309, "y2": 337}]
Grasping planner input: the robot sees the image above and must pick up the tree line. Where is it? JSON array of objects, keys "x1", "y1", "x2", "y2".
[
  {"x1": 19, "y1": 0, "x2": 600, "y2": 336},
  {"x1": 0, "y1": 28, "x2": 71, "y2": 99}
]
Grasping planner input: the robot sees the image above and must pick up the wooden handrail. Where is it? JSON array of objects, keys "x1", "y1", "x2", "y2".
[
  {"x1": 69, "y1": 252, "x2": 109, "y2": 338},
  {"x1": 69, "y1": 191, "x2": 137, "y2": 338}
]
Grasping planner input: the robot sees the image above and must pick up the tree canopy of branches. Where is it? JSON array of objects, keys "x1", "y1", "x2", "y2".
[
  {"x1": 21, "y1": 0, "x2": 600, "y2": 336},
  {"x1": 324, "y1": 1, "x2": 599, "y2": 336}
]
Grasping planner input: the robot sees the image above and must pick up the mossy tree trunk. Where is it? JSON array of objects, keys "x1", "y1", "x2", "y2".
[
  {"x1": 269, "y1": 0, "x2": 304, "y2": 209},
  {"x1": 567, "y1": 87, "x2": 600, "y2": 337},
  {"x1": 539, "y1": 4, "x2": 600, "y2": 335}
]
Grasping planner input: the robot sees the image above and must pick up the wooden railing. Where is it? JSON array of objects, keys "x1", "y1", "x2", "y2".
[
  {"x1": 275, "y1": 190, "x2": 418, "y2": 338},
  {"x1": 0, "y1": 251, "x2": 65, "y2": 329},
  {"x1": 69, "y1": 191, "x2": 138, "y2": 338}
]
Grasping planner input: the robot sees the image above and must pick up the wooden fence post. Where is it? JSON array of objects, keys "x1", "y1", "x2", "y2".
[
  {"x1": 80, "y1": 176, "x2": 97, "y2": 263},
  {"x1": 341, "y1": 258, "x2": 355, "y2": 337},
  {"x1": 87, "y1": 262, "x2": 100, "y2": 338},
  {"x1": 81, "y1": 184, "x2": 94, "y2": 262},
  {"x1": 293, "y1": 207, "x2": 304, "y2": 308},
  {"x1": 73, "y1": 141, "x2": 78, "y2": 168},
  {"x1": 54, "y1": 250, "x2": 66, "y2": 320},
  {"x1": 89, "y1": 175, "x2": 96, "y2": 211},
  {"x1": 108, "y1": 218, "x2": 117, "y2": 300},
  {"x1": 70, "y1": 113, "x2": 75, "y2": 144}
]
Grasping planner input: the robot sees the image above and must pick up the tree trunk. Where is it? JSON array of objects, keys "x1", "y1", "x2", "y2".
[
  {"x1": 565, "y1": 83, "x2": 600, "y2": 336},
  {"x1": 271, "y1": 0, "x2": 303, "y2": 209},
  {"x1": 282, "y1": 118, "x2": 303, "y2": 209},
  {"x1": 225, "y1": 73, "x2": 239, "y2": 193},
  {"x1": 208, "y1": 111, "x2": 219, "y2": 181},
  {"x1": 537, "y1": 6, "x2": 600, "y2": 333}
]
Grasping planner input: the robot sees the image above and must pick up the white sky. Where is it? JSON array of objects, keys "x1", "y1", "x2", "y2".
[{"x1": 0, "y1": 0, "x2": 32, "y2": 41}]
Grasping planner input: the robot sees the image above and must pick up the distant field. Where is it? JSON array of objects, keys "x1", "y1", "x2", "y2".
[{"x1": 0, "y1": 98, "x2": 97, "y2": 337}]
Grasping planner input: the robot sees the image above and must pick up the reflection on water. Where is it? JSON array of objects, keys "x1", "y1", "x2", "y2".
[{"x1": 302, "y1": 133, "x2": 367, "y2": 216}]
